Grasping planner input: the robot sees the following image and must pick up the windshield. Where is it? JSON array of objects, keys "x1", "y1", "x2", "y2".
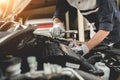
[{"x1": 0, "y1": 0, "x2": 31, "y2": 21}]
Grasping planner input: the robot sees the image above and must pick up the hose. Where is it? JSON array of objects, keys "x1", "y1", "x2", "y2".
[{"x1": 75, "y1": 70, "x2": 103, "y2": 80}]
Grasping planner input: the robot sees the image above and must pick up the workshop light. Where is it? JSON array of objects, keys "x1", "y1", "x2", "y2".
[
  {"x1": 0, "y1": 0, "x2": 8, "y2": 4},
  {"x1": 0, "y1": 0, "x2": 10, "y2": 18},
  {"x1": 0, "y1": 0, "x2": 9, "y2": 8}
]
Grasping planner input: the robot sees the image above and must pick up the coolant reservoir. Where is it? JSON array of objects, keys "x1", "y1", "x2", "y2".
[
  {"x1": 27, "y1": 56, "x2": 38, "y2": 72},
  {"x1": 95, "y1": 62, "x2": 110, "y2": 80}
]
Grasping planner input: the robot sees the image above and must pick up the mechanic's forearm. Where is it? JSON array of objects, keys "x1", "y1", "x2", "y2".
[
  {"x1": 86, "y1": 30, "x2": 110, "y2": 51},
  {"x1": 53, "y1": 18, "x2": 64, "y2": 26},
  {"x1": 53, "y1": 18, "x2": 62, "y2": 24}
]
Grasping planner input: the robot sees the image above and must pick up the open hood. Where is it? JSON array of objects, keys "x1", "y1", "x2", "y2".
[{"x1": 0, "y1": 0, "x2": 31, "y2": 21}]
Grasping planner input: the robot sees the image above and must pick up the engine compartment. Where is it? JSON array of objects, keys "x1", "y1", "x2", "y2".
[{"x1": 0, "y1": 27, "x2": 119, "y2": 80}]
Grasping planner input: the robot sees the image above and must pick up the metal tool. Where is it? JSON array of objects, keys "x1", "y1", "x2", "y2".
[{"x1": 63, "y1": 30, "x2": 78, "y2": 47}]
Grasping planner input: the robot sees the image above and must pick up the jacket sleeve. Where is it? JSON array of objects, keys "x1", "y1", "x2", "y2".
[
  {"x1": 98, "y1": 0, "x2": 114, "y2": 31},
  {"x1": 53, "y1": 0, "x2": 70, "y2": 22}
]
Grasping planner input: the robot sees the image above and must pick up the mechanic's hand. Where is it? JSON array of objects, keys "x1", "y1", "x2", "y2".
[
  {"x1": 49, "y1": 22, "x2": 65, "y2": 38},
  {"x1": 71, "y1": 44, "x2": 89, "y2": 56}
]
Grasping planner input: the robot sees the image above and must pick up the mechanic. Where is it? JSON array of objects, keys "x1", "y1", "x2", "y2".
[{"x1": 50, "y1": 0, "x2": 120, "y2": 56}]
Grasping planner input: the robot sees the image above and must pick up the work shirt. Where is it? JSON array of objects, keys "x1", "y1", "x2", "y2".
[{"x1": 54, "y1": 0, "x2": 120, "y2": 43}]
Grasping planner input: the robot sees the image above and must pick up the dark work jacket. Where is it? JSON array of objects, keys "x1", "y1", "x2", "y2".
[{"x1": 54, "y1": 0, "x2": 120, "y2": 43}]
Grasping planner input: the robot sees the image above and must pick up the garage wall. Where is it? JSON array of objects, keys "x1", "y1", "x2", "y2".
[{"x1": 17, "y1": 0, "x2": 56, "y2": 23}]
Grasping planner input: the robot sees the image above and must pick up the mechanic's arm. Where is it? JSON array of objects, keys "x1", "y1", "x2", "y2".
[
  {"x1": 86, "y1": 30, "x2": 110, "y2": 51},
  {"x1": 53, "y1": 0, "x2": 70, "y2": 24},
  {"x1": 71, "y1": 29, "x2": 110, "y2": 55},
  {"x1": 86, "y1": 0, "x2": 114, "y2": 51}
]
